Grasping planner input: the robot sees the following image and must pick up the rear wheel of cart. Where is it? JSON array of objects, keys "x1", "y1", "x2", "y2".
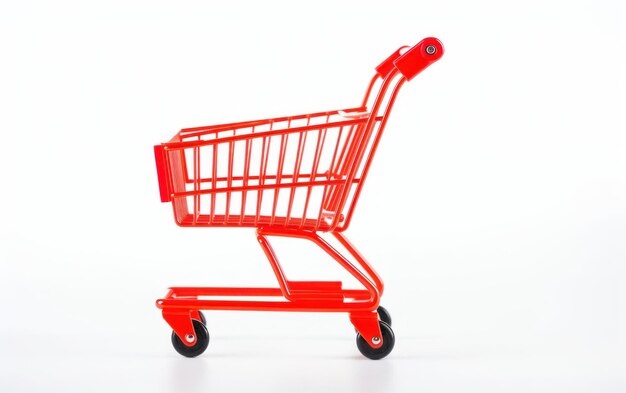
[
  {"x1": 377, "y1": 306, "x2": 392, "y2": 326},
  {"x1": 171, "y1": 319, "x2": 209, "y2": 358},
  {"x1": 356, "y1": 321, "x2": 395, "y2": 360}
]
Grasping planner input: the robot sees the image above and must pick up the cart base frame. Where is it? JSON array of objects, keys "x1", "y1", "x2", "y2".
[{"x1": 156, "y1": 230, "x2": 386, "y2": 349}]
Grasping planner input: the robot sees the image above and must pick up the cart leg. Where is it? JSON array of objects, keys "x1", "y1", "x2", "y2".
[
  {"x1": 257, "y1": 227, "x2": 380, "y2": 310},
  {"x1": 256, "y1": 232, "x2": 294, "y2": 301},
  {"x1": 332, "y1": 231, "x2": 384, "y2": 297}
]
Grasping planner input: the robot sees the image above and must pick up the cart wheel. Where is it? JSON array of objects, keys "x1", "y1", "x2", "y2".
[
  {"x1": 171, "y1": 319, "x2": 209, "y2": 358},
  {"x1": 377, "y1": 306, "x2": 392, "y2": 327},
  {"x1": 356, "y1": 321, "x2": 395, "y2": 360},
  {"x1": 192, "y1": 310, "x2": 207, "y2": 325}
]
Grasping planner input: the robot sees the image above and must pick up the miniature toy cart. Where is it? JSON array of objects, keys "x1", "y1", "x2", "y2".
[{"x1": 154, "y1": 37, "x2": 444, "y2": 359}]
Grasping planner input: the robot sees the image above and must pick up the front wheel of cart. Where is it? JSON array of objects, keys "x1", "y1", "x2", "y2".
[
  {"x1": 356, "y1": 321, "x2": 395, "y2": 360},
  {"x1": 171, "y1": 319, "x2": 209, "y2": 358}
]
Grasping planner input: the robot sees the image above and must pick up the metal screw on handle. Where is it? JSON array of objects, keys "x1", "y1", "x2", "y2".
[{"x1": 425, "y1": 45, "x2": 437, "y2": 55}]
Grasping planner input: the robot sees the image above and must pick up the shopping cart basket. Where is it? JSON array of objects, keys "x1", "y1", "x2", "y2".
[{"x1": 154, "y1": 37, "x2": 444, "y2": 359}]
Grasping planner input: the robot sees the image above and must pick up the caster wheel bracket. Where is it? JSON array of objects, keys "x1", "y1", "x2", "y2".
[
  {"x1": 162, "y1": 309, "x2": 197, "y2": 346},
  {"x1": 350, "y1": 311, "x2": 383, "y2": 348}
]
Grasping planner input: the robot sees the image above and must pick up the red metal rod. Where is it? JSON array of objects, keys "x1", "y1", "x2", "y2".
[{"x1": 179, "y1": 106, "x2": 367, "y2": 137}]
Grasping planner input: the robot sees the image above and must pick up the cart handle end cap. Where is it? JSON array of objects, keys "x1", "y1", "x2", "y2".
[{"x1": 393, "y1": 37, "x2": 444, "y2": 81}]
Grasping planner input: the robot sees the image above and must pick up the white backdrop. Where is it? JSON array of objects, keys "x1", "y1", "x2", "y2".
[{"x1": 1, "y1": 0, "x2": 624, "y2": 392}]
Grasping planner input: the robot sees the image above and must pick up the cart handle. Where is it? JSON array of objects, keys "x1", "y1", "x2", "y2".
[
  {"x1": 393, "y1": 37, "x2": 444, "y2": 81},
  {"x1": 375, "y1": 46, "x2": 410, "y2": 79}
]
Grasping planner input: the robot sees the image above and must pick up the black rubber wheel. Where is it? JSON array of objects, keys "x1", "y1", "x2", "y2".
[
  {"x1": 356, "y1": 321, "x2": 395, "y2": 360},
  {"x1": 171, "y1": 319, "x2": 209, "y2": 358},
  {"x1": 192, "y1": 311, "x2": 207, "y2": 325},
  {"x1": 377, "y1": 306, "x2": 392, "y2": 327}
]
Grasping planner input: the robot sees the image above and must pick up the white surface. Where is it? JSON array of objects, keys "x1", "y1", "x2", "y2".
[{"x1": 1, "y1": 0, "x2": 625, "y2": 392}]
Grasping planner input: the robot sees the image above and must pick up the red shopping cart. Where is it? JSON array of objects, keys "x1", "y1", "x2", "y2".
[{"x1": 154, "y1": 37, "x2": 444, "y2": 359}]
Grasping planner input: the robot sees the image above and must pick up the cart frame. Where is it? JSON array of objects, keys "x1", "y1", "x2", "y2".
[{"x1": 154, "y1": 37, "x2": 444, "y2": 359}]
